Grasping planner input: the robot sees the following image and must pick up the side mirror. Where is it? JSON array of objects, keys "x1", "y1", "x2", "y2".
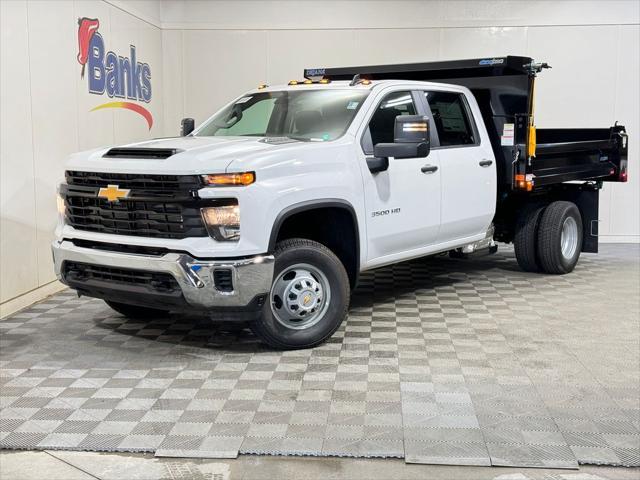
[
  {"x1": 372, "y1": 115, "x2": 431, "y2": 161},
  {"x1": 181, "y1": 118, "x2": 195, "y2": 136}
]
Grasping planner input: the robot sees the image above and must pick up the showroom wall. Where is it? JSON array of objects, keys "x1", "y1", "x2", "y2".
[
  {"x1": 1, "y1": 0, "x2": 638, "y2": 315},
  {"x1": 160, "y1": 0, "x2": 640, "y2": 243},
  {"x1": 0, "y1": 0, "x2": 164, "y2": 313}
]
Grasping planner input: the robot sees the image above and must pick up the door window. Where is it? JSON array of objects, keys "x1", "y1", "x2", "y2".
[
  {"x1": 362, "y1": 91, "x2": 416, "y2": 154},
  {"x1": 424, "y1": 92, "x2": 475, "y2": 147}
]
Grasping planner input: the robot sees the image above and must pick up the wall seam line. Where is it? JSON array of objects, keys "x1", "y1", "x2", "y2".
[
  {"x1": 102, "y1": 0, "x2": 161, "y2": 29},
  {"x1": 24, "y1": 1, "x2": 40, "y2": 287},
  {"x1": 158, "y1": 22, "x2": 640, "y2": 32}
]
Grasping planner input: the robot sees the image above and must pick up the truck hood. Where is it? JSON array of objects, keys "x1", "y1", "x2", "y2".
[{"x1": 65, "y1": 136, "x2": 313, "y2": 174}]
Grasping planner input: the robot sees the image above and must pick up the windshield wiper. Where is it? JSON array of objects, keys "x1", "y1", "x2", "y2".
[{"x1": 282, "y1": 135, "x2": 311, "y2": 142}]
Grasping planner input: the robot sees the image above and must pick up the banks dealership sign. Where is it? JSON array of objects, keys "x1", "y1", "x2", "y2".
[{"x1": 77, "y1": 17, "x2": 153, "y2": 129}]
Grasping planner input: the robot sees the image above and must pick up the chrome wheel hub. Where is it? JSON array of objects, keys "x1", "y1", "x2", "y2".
[
  {"x1": 270, "y1": 263, "x2": 331, "y2": 330},
  {"x1": 561, "y1": 216, "x2": 578, "y2": 260}
]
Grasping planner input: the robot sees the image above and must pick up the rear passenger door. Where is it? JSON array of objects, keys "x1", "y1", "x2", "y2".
[{"x1": 422, "y1": 90, "x2": 496, "y2": 243}]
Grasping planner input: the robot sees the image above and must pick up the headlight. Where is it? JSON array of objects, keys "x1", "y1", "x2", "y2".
[
  {"x1": 202, "y1": 172, "x2": 255, "y2": 186},
  {"x1": 201, "y1": 201, "x2": 240, "y2": 241},
  {"x1": 56, "y1": 191, "x2": 66, "y2": 223}
]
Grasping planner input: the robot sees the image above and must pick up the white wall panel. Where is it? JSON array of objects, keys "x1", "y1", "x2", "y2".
[
  {"x1": 438, "y1": 27, "x2": 527, "y2": 60},
  {"x1": 354, "y1": 29, "x2": 440, "y2": 65},
  {"x1": 75, "y1": 0, "x2": 115, "y2": 151},
  {"x1": 27, "y1": 0, "x2": 80, "y2": 286},
  {"x1": 138, "y1": 19, "x2": 165, "y2": 137},
  {"x1": 1, "y1": 0, "x2": 164, "y2": 311},
  {"x1": 182, "y1": 30, "x2": 267, "y2": 125},
  {"x1": 609, "y1": 25, "x2": 640, "y2": 240},
  {"x1": 526, "y1": 25, "x2": 618, "y2": 128},
  {"x1": 266, "y1": 30, "x2": 358, "y2": 85},
  {"x1": 110, "y1": 5, "x2": 146, "y2": 143},
  {"x1": 0, "y1": 0, "x2": 38, "y2": 303},
  {"x1": 160, "y1": 1, "x2": 639, "y2": 30},
  {"x1": 107, "y1": 0, "x2": 162, "y2": 26},
  {"x1": 161, "y1": 29, "x2": 184, "y2": 137}
]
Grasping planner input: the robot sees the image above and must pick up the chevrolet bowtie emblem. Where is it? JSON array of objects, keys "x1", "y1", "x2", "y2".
[{"x1": 98, "y1": 184, "x2": 130, "y2": 202}]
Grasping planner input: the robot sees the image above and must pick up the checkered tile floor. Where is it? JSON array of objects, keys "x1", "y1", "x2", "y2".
[{"x1": 1, "y1": 244, "x2": 638, "y2": 467}]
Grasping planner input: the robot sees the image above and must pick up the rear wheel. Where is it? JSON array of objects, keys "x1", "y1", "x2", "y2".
[
  {"x1": 251, "y1": 238, "x2": 350, "y2": 349},
  {"x1": 536, "y1": 201, "x2": 583, "y2": 274},
  {"x1": 514, "y1": 204, "x2": 546, "y2": 272},
  {"x1": 105, "y1": 300, "x2": 169, "y2": 319}
]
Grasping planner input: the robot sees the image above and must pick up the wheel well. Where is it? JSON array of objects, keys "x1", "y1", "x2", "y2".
[{"x1": 273, "y1": 206, "x2": 359, "y2": 289}]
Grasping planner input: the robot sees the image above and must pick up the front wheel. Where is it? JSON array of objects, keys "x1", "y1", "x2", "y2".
[
  {"x1": 250, "y1": 238, "x2": 350, "y2": 349},
  {"x1": 536, "y1": 201, "x2": 583, "y2": 274}
]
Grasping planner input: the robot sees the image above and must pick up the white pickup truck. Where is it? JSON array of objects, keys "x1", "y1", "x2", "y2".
[{"x1": 53, "y1": 56, "x2": 628, "y2": 349}]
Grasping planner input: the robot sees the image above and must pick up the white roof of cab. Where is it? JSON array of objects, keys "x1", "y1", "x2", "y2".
[{"x1": 245, "y1": 79, "x2": 458, "y2": 94}]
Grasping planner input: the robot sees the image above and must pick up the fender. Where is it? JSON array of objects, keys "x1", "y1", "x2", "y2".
[{"x1": 268, "y1": 198, "x2": 361, "y2": 271}]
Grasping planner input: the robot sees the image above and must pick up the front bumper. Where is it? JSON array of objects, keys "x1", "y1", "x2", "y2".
[{"x1": 52, "y1": 239, "x2": 274, "y2": 312}]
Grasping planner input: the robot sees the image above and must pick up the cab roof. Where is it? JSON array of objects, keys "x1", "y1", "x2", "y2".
[{"x1": 245, "y1": 79, "x2": 452, "y2": 95}]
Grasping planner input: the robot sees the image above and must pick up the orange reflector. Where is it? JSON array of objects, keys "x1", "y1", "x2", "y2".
[
  {"x1": 202, "y1": 172, "x2": 256, "y2": 186},
  {"x1": 319, "y1": 78, "x2": 330, "y2": 84},
  {"x1": 303, "y1": 79, "x2": 313, "y2": 84},
  {"x1": 361, "y1": 79, "x2": 371, "y2": 85},
  {"x1": 288, "y1": 80, "x2": 299, "y2": 85}
]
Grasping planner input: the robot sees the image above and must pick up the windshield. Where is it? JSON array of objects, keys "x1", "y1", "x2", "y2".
[{"x1": 194, "y1": 89, "x2": 369, "y2": 141}]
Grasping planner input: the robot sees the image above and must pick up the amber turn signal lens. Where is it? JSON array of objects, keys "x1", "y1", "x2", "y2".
[
  {"x1": 514, "y1": 174, "x2": 534, "y2": 191},
  {"x1": 202, "y1": 172, "x2": 255, "y2": 186}
]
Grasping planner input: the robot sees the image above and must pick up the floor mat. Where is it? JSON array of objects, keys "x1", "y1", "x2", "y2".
[{"x1": 1, "y1": 244, "x2": 638, "y2": 467}]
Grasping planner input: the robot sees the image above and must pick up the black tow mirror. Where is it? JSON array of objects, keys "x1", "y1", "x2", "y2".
[
  {"x1": 372, "y1": 115, "x2": 431, "y2": 162},
  {"x1": 181, "y1": 118, "x2": 195, "y2": 136}
]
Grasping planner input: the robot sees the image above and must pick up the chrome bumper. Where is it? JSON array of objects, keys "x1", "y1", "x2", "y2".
[{"x1": 52, "y1": 240, "x2": 274, "y2": 309}]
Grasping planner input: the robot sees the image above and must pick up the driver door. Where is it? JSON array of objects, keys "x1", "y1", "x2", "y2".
[{"x1": 358, "y1": 90, "x2": 442, "y2": 266}]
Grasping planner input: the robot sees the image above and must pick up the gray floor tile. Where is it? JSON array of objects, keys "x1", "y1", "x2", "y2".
[{"x1": 1, "y1": 244, "x2": 638, "y2": 467}]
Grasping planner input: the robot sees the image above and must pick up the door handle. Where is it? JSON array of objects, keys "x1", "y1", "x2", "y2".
[
  {"x1": 421, "y1": 165, "x2": 438, "y2": 174},
  {"x1": 479, "y1": 159, "x2": 493, "y2": 167}
]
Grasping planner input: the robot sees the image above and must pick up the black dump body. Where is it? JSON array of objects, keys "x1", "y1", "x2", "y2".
[{"x1": 304, "y1": 56, "x2": 629, "y2": 194}]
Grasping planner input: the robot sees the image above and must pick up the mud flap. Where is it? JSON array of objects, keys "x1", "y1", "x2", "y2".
[{"x1": 567, "y1": 186, "x2": 599, "y2": 254}]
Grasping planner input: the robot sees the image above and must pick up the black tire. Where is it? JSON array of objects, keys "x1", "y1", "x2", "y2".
[
  {"x1": 537, "y1": 201, "x2": 583, "y2": 274},
  {"x1": 105, "y1": 300, "x2": 169, "y2": 319},
  {"x1": 251, "y1": 238, "x2": 350, "y2": 349},
  {"x1": 514, "y1": 204, "x2": 546, "y2": 272}
]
